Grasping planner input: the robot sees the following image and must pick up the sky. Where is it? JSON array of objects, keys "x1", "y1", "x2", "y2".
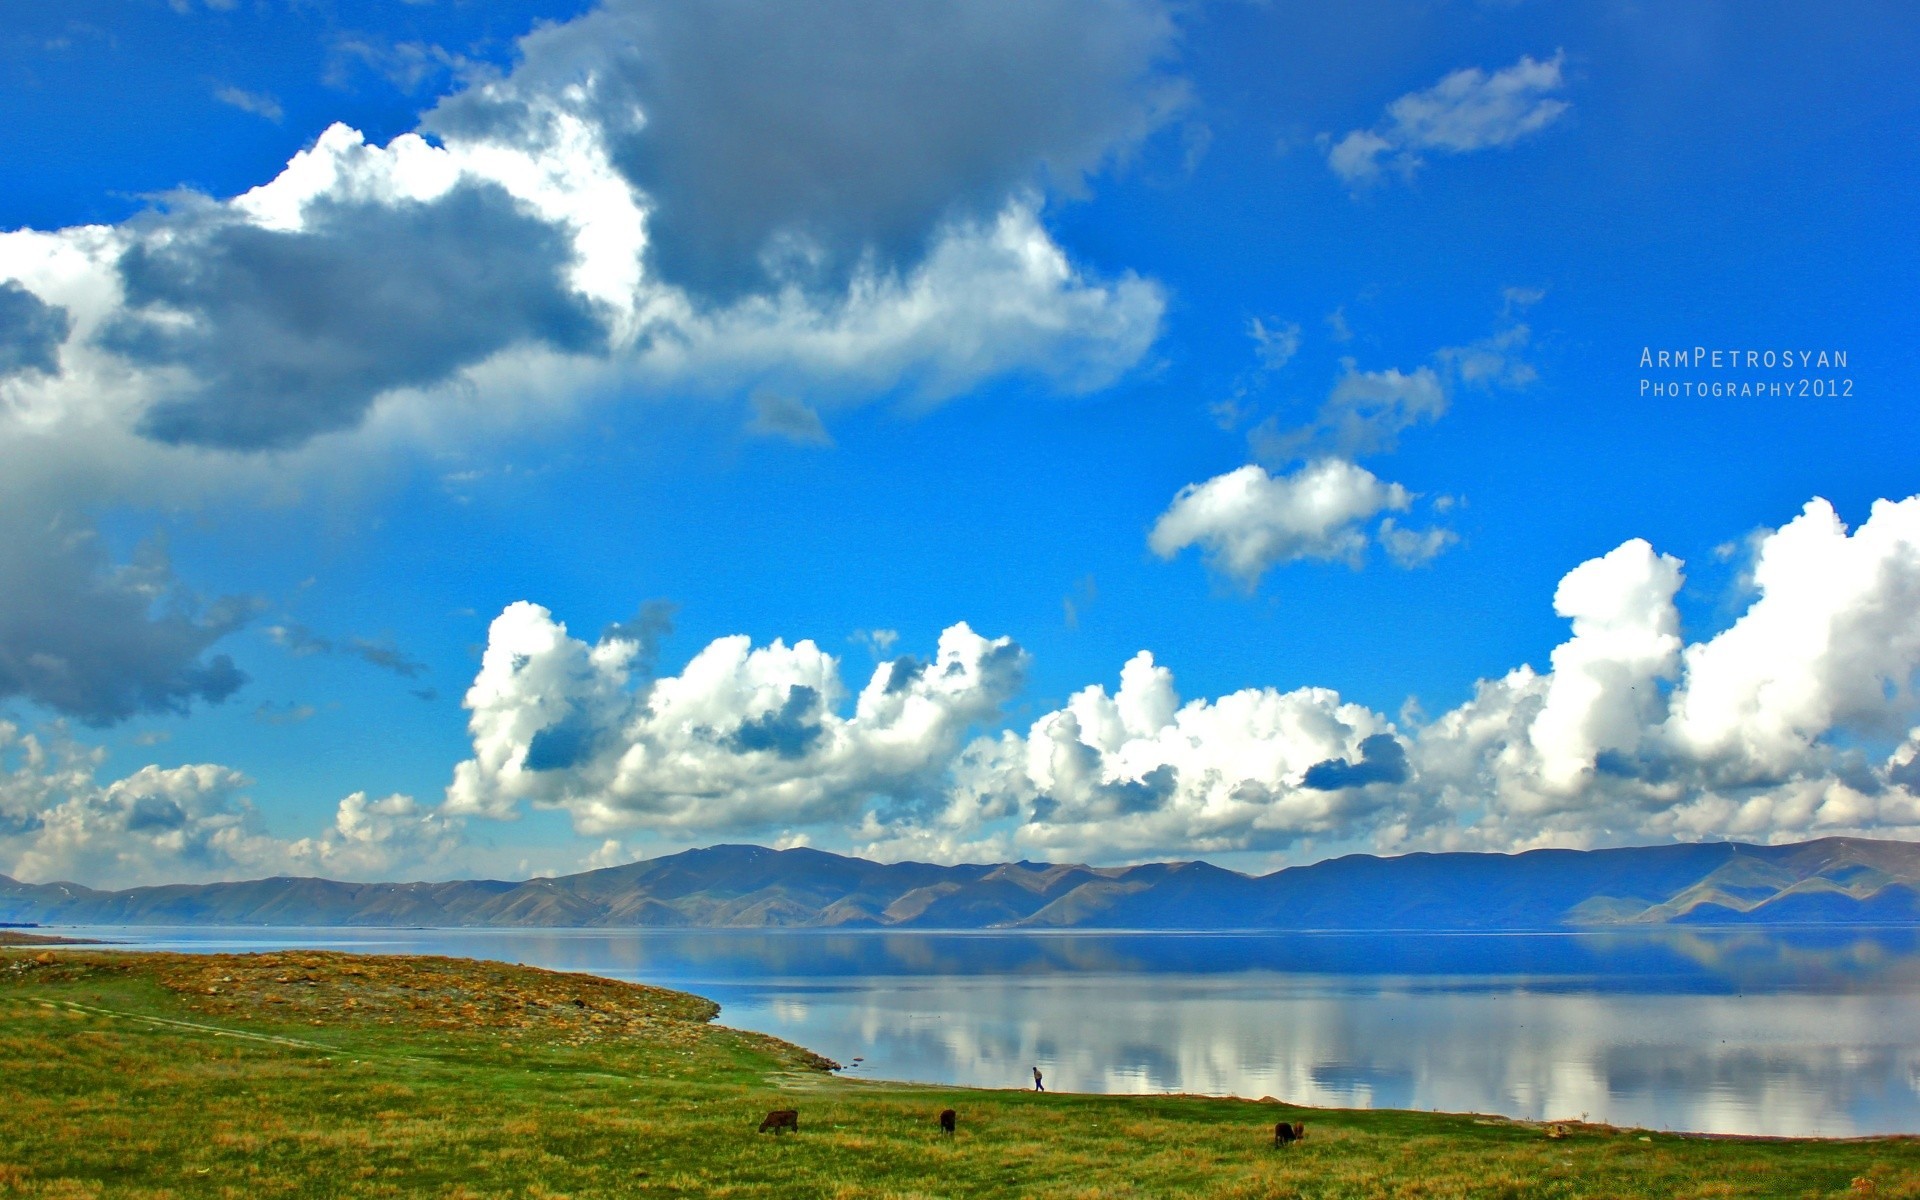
[{"x1": 2, "y1": 0, "x2": 1918, "y2": 887}]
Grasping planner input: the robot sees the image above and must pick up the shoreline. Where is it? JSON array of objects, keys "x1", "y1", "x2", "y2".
[
  {"x1": 5, "y1": 943, "x2": 1917, "y2": 1196},
  {"x1": 11, "y1": 938, "x2": 1918, "y2": 1146},
  {"x1": 0, "y1": 929, "x2": 101, "y2": 947}
]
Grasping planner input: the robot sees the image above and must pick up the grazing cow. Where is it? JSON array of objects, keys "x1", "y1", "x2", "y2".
[
  {"x1": 759, "y1": 1109, "x2": 799, "y2": 1134},
  {"x1": 938, "y1": 1108, "x2": 957, "y2": 1136},
  {"x1": 1273, "y1": 1121, "x2": 1304, "y2": 1147}
]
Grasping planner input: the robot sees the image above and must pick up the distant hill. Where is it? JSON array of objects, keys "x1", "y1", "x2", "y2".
[{"x1": 4, "y1": 837, "x2": 1918, "y2": 930}]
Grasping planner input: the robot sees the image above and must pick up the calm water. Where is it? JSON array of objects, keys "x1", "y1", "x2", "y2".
[{"x1": 46, "y1": 924, "x2": 1920, "y2": 1137}]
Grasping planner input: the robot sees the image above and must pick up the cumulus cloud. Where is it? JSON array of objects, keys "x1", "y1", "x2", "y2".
[
  {"x1": 1526, "y1": 539, "x2": 1684, "y2": 794},
  {"x1": 1668, "y1": 497, "x2": 1920, "y2": 777},
  {"x1": 1, "y1": 0, "x2": 1175, "y2": 456},
  {"x1": 882, "y1": 493, "x2": 1920, "y2": 862},
  {"x1": 445, "y1": 603, "x2": 1028, "y2": 835},
  {"x1": 0, "y1": 722, "x2": 461, "y2": 887},
  {"x1": 1405, "y1": 497, "x2": 1920, "y2": 851},
  {"x1": 1148, "y1": 459, "x2": 1413, "y2": 587},
  {"x1": 0, "y1": 0, "x2": 1176, "y2": 724},
  {"x1": 280, "y1": 790, "x2": 465, "y2": 880},
  {"x1": 1327, "y1": 52, "x2": 1569, "y2": 187},
  {"x1": 29, "y1": 491, "x2": 1916, "y2": 881},
  {"x1": 891, "y1": 649, "x2": 1411, "y2": 861}
]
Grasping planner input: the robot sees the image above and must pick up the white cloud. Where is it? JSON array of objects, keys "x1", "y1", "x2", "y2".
[
  {"x1": 1148, "y1": 459, "x2": 1414, "y2": 587},
  {"x1": 20, "y1": 491, "x2": 1920, "y2": 881},
  {"x1": 1328, "y1": 52, "x2": 1569, "y2": 187},
  {"x1": 446, "y1": 603, "x2": 1028, "y2": 835},
  {"x1": 903, "y1": 493, "x2": 1920, "y2": 862},
  {"x1": 877, "y1": 650, "x2": 1412, "y2": 862},
  {"x1": 1325, "y1": 129, "x2": 1395, "y2": 188},
  {"x1": 0, "y1": 0, "x2": 1177, "y2": 726},
  {"x1": 626, "y1": 198, "x2": 1164, "y2": 405},
  {"x1": 582, "y1": 838, "x2": 633, "y2": 870},
  {"x1": 1527, "y1": 539, "x2": 1684, "y2": 794},
  {"x1": 281, "y1": 791, "x2": 465, "y2": 880},
  {"x1": 1407, "y1": 499, "x2": 1920, "y2": 851},
  {"x1": 3, "y1": 1, "x2": 1175, "y2": 456},
  {"x1": 0, "y1": 721, "x2": 462, "y2": 887},
  {"x1": 1668, "y1": 497, "x2": 1920, "y2": 776}
]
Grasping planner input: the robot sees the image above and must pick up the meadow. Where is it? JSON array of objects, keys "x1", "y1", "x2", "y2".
[{"x1": 1, "y1": 937, "x2": 1915, "y2": 1199}]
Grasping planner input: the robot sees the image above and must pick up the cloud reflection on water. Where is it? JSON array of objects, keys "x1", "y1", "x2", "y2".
[
  {"x1": 64, "y1": 926, "x2": 1920, "y2": 1137},
  {"x1": 730, "y1": 972, "x2": 1919, "y2": 1136}
]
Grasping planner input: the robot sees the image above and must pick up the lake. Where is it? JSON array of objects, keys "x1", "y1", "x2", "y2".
[{"x1": 47, "y1": 924, "x2": 1920, "y2": 1138}]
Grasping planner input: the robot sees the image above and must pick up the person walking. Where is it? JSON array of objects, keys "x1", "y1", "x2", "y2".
[{"x1": 1032, "y1": 1065, "x2": 1044, "y2": 1092}]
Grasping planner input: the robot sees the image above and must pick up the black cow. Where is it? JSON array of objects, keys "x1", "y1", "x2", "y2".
[
  {"x1": 1273, "y1": 1121, "x2": 1305, "y2": 1147},
  {"x1": 938, "y1": 1108, "x2": 957, "y2": 1136},
  {"x1": 759, "y1": 1109, "x2": 799, "y2": 1134}
]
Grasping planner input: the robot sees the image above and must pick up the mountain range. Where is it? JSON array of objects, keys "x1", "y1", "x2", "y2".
[{"x1": 4, "y1": 837, "x2": 1918, "y2": 930}]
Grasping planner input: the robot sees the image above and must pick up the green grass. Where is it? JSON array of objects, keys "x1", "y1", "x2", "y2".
[{"x1": 1, "y1": 946, "x2": 1915, "y2": 1198}]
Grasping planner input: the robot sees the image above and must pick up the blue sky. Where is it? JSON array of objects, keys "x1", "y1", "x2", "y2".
[{"x1": 2, "y1": 0, "x2": 1918, "y2": 886}]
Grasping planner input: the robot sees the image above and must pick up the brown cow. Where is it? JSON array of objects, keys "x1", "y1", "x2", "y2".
[
  {"x1": 759, "y1": 1109, "x2": 799, "y2": 1134},
  {"x1": 938, "y1": 1108, "x2": 957, "y2": 1136},
  {"x1": 1273, "y1": 1121, "x2": 1304, "y2": 1147}
]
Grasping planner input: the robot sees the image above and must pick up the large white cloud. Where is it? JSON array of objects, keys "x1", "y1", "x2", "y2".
[
  {"x1": 1327, "y1": 52, "x2": 1570, "y2": 187},
  {"x1": 1404, "y1": 498, "x2": 1920, "y2": 851},
  {"x1": 0, "y1": 0, "x2": 1176, "y2": 726},
  {"x1": 1527, "y1": 539, "x2": 1684, "y2": 793},
  {"x1": 2, "y1": 0, "x2": 1179, "y2": 454},
  {"x1": 1669, "y1": 497, "x2": 1920, "y2": 776},
  {"x1": 21, "y1": 493, "x2": 1920, "y2": 880},
  {"x1": 446, "y1": 603, "x2": 1028, "y2": 834},
  {"x1": 1003, "y1": 650, "x2": 1410, "y2": 860},
  {"x1": 891, "y1": 494, "x2": 1920, "y2": 862}
]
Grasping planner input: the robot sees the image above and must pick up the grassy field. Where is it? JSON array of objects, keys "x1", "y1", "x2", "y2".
[{"x1": 1, "y1": 944, "x2": 1915, "y2": 1199}]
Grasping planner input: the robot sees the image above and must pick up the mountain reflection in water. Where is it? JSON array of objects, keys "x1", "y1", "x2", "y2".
[{"x1": 65, "y1": 926, "x2": 1920, "y2": 1137}]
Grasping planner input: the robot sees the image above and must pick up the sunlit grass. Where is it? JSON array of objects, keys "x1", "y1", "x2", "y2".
[{"x1": 2, "y1": 946, "x2": 1916, "y2": 1198}]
